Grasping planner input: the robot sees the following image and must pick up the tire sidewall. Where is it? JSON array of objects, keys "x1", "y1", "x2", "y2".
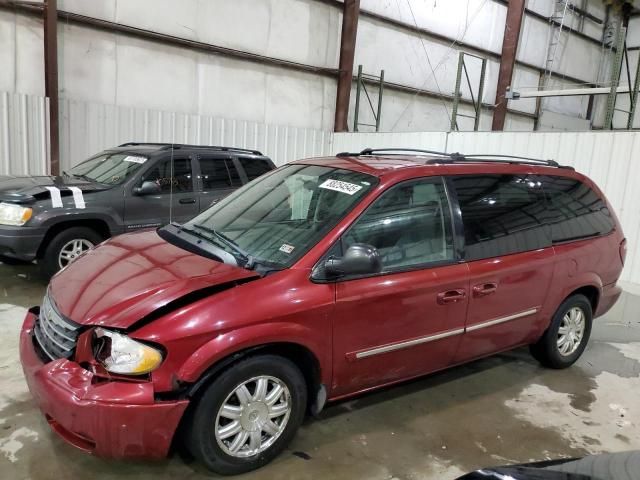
[
  {"x1": 189, "y1": 355, "x2": 307, "y2": 475},
  {"x1": 546, "y1": 295, "x2": 593, "y2": 367},
  {"x1": 41, "y1": 227, "x2": 103, "y2": 278}
]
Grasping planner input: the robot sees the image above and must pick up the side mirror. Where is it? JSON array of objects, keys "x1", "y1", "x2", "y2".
[
  {"x1": 134, "y1": 181, "x2": 161, "y2": 196},
  {"x1": 324, "y1": 243, "x2": 382, "y2": 277}
]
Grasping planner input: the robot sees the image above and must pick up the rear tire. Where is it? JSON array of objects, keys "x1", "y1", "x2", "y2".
[
  {"x1": 187, "y1": 355, "x2": 307, "y2": 475},
  {"x1": 39, "y1": 227, "x2": 103, "y2": 278},
  {"x1": 530, "y1": 294, "x2": 593, "y2": 369}
]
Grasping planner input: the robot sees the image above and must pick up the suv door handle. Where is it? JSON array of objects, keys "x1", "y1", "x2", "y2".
[
  {"x1": 473, "y1": 282, "x2": 498, "y2": 297},
  {"x1": 437, "y1": 289, "x2": 467, "y2": 305},
  {"x1": 179, "y1": 198, "x2": 196, "y2": 204}
]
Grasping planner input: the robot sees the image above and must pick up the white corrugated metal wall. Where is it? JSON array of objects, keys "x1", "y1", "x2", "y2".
[
  {"x1": 0, "y1": 91, "x2": 332, "y2": 176},
  {"x1": 0, "y1": 92, "x2": 50, "y2": 176},
  {"x1": 59, "y1": 98, "x2": 332, "y2": 170},
  {"x1": 333, "y1": 131, "x2": 640, "y2": 285}
]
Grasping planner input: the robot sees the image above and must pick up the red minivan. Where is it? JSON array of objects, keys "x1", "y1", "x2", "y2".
[{"x1": 20, "y1": 149, "x2": 625, "y2": 475}]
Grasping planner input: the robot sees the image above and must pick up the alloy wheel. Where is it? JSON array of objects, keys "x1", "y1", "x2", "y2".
[
  {"x1": 215, "y1": 375, "x2": 292, "y2": 458},
  {"x1": 58, "y1": 239, "x2": 94, "y2": 268},
  {"x1": 557, "y1": 306, "x2": 586, "y2": 356}
]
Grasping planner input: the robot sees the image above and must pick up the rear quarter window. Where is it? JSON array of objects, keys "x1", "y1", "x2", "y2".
[
  {"x1": 451, "y1": 174, "x2": 551, "y2": 260},
  {"x1": 238, "y1": 157, "x2": 273, "y2": 181},
  {"x1": 539, "y1": 175, "x2": 615, "y2": 242}
]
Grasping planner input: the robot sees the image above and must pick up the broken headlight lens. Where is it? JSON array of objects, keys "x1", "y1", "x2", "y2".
[{"x1": 93, "y1": 327, "x2": 163, "y2": 375}]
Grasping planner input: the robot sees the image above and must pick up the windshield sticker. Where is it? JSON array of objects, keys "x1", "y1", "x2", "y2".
[
  {"x1": 123, "y1": 155, "x2": 147, "y2": 164},
  {"x1": 319, "y1": 179, "x2": 363, "y2": 195},
  {"x1": 279, "y1": 243, "x2": 295, "y2": 254},
  {"x1": 44, "y1": 186, "x2": 63, "y2": 208},
  {"x1": 68, "y1": 186, "x2": 86, "y2": 209}
]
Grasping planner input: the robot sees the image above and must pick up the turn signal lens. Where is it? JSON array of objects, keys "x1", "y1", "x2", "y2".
[{"x1": 93, "y1": 328, "x2": 163, "y2": 375}]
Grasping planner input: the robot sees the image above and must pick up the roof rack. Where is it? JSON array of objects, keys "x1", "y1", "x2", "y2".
[
  {"x1": 337, "y1": 148, "x2": 452, "y2": 157},
  {"x1": 118, "y1": 142, "x2": 263, "y2": 156},
  {"x1": 336, "y1": 147, "x2": 572, "y2": 169}
]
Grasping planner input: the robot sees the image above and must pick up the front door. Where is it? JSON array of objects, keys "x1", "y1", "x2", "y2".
[
  {"x1": 448, "y1": 174, "x2": 556, "y2": 363},
  {"x1": 124, "y1": 156, "x2": 199, "y2": 230},
  {"x1": 331, "y1": 177, "x2": 470, "y2": 397}
]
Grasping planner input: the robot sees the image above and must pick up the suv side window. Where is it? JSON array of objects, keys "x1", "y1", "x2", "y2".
[
  {"x1": 539, "y1": 175, "x2": 615, "y2": 242},
  {"x1": 451, "y1": 174, "x2": 550, "y2": 260},
  {"x1": 238, "y1": 157, "x2": 272, "y2": 181},
  {"x1": 199, "y1": 157, "x2": 241, "y2": 190},
  {"x1": 141, "y1": 158, "x2": 193, "y2": 193},
  {"x1": 343, "y1": 178, "x2": 454, "y2": 271}
]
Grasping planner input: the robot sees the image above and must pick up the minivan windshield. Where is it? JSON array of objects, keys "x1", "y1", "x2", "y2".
[
  {"x1": 184, "y1": 164, "x2": 377, "y2": 269},
  {"x1": 66, "y1": 152, "x2": 149, "y2": 185}
]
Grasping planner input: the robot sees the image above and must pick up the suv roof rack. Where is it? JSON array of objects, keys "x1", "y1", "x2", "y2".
[
  {"x1": 118, "y1": 142, "x2": 263, "y2": 156},
  {"x1": 336, "y1": 147, "x2": 572, "y2": 169}
]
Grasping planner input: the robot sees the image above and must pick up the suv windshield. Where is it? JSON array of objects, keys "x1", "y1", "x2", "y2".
[
  {"x1": 66, "y1": 152, "x2": 149, "y2": 185},
  {"x1": 184, "y1": 164, "x2": 377, "y2": 269}
]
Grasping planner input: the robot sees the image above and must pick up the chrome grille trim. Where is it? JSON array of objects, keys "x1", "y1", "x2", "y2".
[{"x1": 33, "y1": 293, "x2": 81, "y2": 361}]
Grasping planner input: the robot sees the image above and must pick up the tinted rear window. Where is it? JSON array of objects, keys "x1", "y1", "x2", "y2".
[
  {"x1": 238, "y1": 157, "x2": 273, "y2": 181},
  {"x1": 451, "y1": 175, "x2": 550, "y2": 260},
  {"x1": 539, "y1": 175, "x2": 615, "y2": 242}
]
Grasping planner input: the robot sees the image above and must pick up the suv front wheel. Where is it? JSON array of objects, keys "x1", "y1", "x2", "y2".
[
  {"x1": 530, "y1": 294, "x2": 593, "y2": 369},
  {"x1": 40, "y1": 227, "x2": 103, "y2": 278},
  {"x1": 187, "y1": 355, "x2": 307, "y2": 475}
]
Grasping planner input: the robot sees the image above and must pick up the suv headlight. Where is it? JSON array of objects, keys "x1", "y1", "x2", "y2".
[
  {"x1": 93, "y1": 328, "x2": 163, "y2": 375},
  {"x1": 0, "y1": 203, "x2": 32, "y2": 226}
]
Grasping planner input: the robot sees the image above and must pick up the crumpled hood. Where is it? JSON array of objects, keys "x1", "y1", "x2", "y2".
[
  {"x1": 0, "y1": 175, "x2": 108, "y2": 204},
  {"x1": 48, "y1": 230, "x2": 259, "y2": 329}
]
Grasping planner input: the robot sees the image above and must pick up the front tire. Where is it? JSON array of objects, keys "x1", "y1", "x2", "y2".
[
  {"x1": 39, "y1": 227, "x2": 103, "y2": 278},
  {"x1": 187, "y1": 355, "x2": 307, "y2": 475},
  {"x1": 530, "y1": 294, "x2": 593, "y2": 369}
]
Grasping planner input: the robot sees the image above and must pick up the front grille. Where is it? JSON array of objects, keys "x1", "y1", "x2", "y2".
[{"x1": 33, "y1": 294, "x2": 81, "y2": 361}]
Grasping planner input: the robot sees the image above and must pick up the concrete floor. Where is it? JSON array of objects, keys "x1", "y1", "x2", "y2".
[{"x1": 0, "y1": 262, "x2": 639, "y2": 480}]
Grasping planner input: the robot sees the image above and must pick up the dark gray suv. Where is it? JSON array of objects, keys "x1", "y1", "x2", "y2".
[{"x1": 0, "y1": 143, "x2": 275, "y2": 276}]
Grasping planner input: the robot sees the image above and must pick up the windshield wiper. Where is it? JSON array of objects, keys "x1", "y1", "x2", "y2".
[
  {"x1": 186, "y1": 224, "x2": 254, "y2": 268},
  {"x1": 63, "y1": 171, "x2": 94, "y2": 182}
]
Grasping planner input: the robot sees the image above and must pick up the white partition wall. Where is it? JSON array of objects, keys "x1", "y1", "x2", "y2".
[
  {"x1": 332, "y1": 131, "x2": 640, "y2": 285},
  {"x1": 0, "y1": 91, "x2": 332, "y2": 176},
  {"x1": 0, "y1": 92, "x2": 49, "y2": 176}
]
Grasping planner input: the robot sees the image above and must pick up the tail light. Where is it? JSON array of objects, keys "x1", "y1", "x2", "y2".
[{"x1": 620, "y1": 238, "x2": 627, "y2": 265}]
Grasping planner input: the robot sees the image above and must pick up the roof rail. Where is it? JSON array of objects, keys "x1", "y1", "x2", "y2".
[
  {"x1": 428, "y1": 154, "x2": 560, "y2": 168},
  {"x1": 118, "y1": 142, "x2": 263, "y2": 156},
  {"x1": 336, "y1": 147, "x2": 570, "y2": 169},
  {"x1": 337, "y1": 147, "x2": 453, "y2": 157}
]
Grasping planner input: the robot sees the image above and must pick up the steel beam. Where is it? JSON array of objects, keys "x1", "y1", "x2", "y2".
[
  {"x1": 492, "y1": 0, "x2": 525, "y2": 131},
  {"x1": 334, "y1": 0, "x2": 360, "y2": 132},
  {"x1": 43, "y1": 0, "x2": 59, "y2": 175}
]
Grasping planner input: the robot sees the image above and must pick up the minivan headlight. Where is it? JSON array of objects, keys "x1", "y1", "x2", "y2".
[
  {"x1": 93, "y1": 328, "x2": 163, "y2": 375},
  {"x1": 0, "y1": 203, "x2": 32, "y2": 226}
]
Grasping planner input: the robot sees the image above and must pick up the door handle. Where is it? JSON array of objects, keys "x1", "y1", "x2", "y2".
[
  {"x1": 437, "y1": 289, "x2": 467, "y2": 305},
  {"x1": 473, "y1": 282, "x2": 498, "y2": 297},
  {"x1": 179, "y1": 198, "x2": 196, "y2": 204}
]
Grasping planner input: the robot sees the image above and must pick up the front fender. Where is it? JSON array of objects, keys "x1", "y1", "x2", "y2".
[{"x1": 177, "y1": 322, "x2": 330, "y2": 386}]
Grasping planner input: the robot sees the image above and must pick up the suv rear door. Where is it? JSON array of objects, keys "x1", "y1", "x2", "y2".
[
  {"x1": 448, "y1": 174, "x2": 555, "y2": 363},
  {"x1": 195, "y1": 155, "x2": 243, "y2": 211}
]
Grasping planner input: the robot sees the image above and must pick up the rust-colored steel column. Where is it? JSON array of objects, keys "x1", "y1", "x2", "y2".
[
  {"x1": 44, "y1": 0, "x2": 60, "y2": 175},
  {"x1": 492, "y1": 0, "x2": 525, "y2": 131},
  {"x1": 334, "y1": 0, "x2": 360, "y2": 132}
]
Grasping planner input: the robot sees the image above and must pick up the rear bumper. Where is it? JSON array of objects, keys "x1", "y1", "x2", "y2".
[
  {"x1": 595, "y1": 282, "x2": 623, "y2": 318},
  {"x1": 19, "y1": 311, "x2": 189, "y2": 458},
  {"x1": 0, "y1": 225, "x2": 45, "y2": 261}
]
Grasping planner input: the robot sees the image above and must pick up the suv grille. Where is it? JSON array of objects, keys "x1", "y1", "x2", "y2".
[{"x1": 33, "y1": 294, "x2": 81, "y2": 361}]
